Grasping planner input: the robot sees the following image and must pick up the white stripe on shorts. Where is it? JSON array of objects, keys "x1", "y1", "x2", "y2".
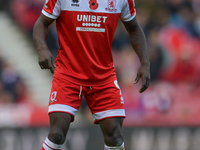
[
  {"x1": 93, "y1": 109, "x2": 125, "y2": 122},
  {"x1": 48, "y1": 104, "x2": 78, "y2": 116}
]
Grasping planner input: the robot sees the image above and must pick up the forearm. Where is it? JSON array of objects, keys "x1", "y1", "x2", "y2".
[
  {"x1": 128, "y1": 24, "x2": 150, "y2": 66},
  {"x1": 33, "y1": 15, "x2": 56, "y2": 73},
  {"x1": 122, "y1": 18, "x2": 150, "y2": 92},
  {"x1": 33, "y1": 20, "x2": 49, "y2": 52}
]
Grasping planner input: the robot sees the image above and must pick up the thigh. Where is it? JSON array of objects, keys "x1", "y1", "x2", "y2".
[
  {"x1": 86, "y1": 80, "x2": 125, "y2": 124},
  {"x1": 49, "y1": 112, "x2": 72, "y2": 134},
  {"x1": 48, "y1": 78, "x2": 82, "y2": 121},
  {"x1": 99, "y1": 117, "x2": 124, "y2": 134}
]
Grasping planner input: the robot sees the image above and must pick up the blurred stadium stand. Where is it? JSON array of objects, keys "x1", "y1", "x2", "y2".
[
  {"x1": 0, "y1": 0, "x2": 200, "y2": 149},
  {"x1": 1, "y1": 127, "x2": 200, "y2": 150},
  {"x1": 0, "y1": 12, "x2": 52, "y2": 106}
]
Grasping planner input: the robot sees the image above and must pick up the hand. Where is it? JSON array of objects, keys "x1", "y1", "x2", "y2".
[
  {"x1": 134, "y1": 64, "x2": 150, "y2": 93},
  {"x1": 38, "y1": 50, "x2": 56, "y2": 74}
]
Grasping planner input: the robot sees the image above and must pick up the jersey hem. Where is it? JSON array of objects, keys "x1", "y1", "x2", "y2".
[
  {"x1": 53, "y1": 74, "x2": 117, "y2": 87},
  {"x1": 121, "y1": 12, "x2": 136, "y2": 22}
]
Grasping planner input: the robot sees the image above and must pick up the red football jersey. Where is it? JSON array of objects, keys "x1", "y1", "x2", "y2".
[{"x1": 42, "y1": 0, "x2": 136, "y2": 86}]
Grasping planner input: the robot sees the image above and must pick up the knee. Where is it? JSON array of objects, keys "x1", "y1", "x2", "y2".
[
  {"x1": 100, "y1": 118, "x2": 124, "y2": 146},
  {"x1": 104, "y1": 132, "x2": 123, "y2": 146},
  {"x1": 48, "y1": 130, "x2": 66, "y2": 144}
]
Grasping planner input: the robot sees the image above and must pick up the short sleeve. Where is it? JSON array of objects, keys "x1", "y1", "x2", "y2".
[
  {"x1": 42, "y1": 0, "x2": 61, "y2": 19},
  {"x1": 120, "y1": 0, "x2": 136, "y2": 22}
]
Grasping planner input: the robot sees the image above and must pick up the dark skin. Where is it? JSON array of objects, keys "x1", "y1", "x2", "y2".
[
  {"x1": 123, "y1": 19, "x2": 150, "y2": 93},
  {"x1": 33, "y1": 14, "x2": 150, "y2": 92},
  {"x1": 33, "y1": 13, "x2": 150, "y2": 146},
  {"x1": 33, "y1": 14, "x2": 56, "y2": 74}
]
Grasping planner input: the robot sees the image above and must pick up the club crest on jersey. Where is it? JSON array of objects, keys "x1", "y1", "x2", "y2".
[
  {"x1": 89, "y1": 0, "x2": 99, "y2": 10},
  {"x1": 50, "y1": 91, "x2": 57, "y2": 103},
  {"x1": 105, "y1": 0, "x2": 117, "y2": 12}
]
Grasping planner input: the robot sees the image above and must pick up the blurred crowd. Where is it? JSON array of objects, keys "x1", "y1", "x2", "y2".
[
  {"x1": 0, "y1": 0, "x2": 200, "y2": 125},
  {"x1": 113, "y1": 0, "x2": 200, "y2": 126},
  {"x1": 0, "y1": 56, "x2": 30, "y2": 104}
]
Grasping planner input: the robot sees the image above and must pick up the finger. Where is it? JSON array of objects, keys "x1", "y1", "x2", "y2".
[
  {"x1": 44, "y1": 59, "x2": 50, "y2": 68},
  {"x1": 146, "y1": 78, "x2": 150, "y2": 88},
  {"x1": 139, "y1": 85, "x2": 148, "y2": 93},
  {"x1": 39, "y1": 60, "x2": 49, "y2": 69},
  {"x1": 48, "y1": 59, "x2": 54, "y2": 74},
  {"x1": 39, "y1": 61, "x2": 45, "y2": 69},
  {"x1": 134, "y1": 74, "x2": 140, "y2": 84},
  {"x1": 51, "y1": 58, "x2": 56, "y2": 68},
  {"x1": 139, "y1": 76, "x2": 149, "y2": 93},
  {"x1": 49, "y1": 66, "x2": 54, "y2": 74}
]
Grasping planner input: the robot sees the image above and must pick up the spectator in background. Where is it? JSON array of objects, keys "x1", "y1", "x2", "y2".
[
  {"x1": 112, "y1": 21, "x2": 130, "y2": 51},
  {"x1": 0, "y1": 56, "x2": 30, "y2": 104},
  {"x1": 10, "y1": 0, "x2": 43, "y2": 34},
  {"x1": 147, "y1": 27, "x2": 165, "y2": 81},
  {"x1": 113, "y1": 0, "x2": 200, "y2": 126},
  {"x1": 0, "y1": 0, "x2": 11, "y2": 11}
]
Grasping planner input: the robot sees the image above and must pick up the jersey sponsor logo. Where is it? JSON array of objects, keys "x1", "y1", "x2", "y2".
[
  {"x1": 50, "y1": 91, "x2": 57, "y2": 103},
  {"x1": 76, "y1": 14, "x2": 107, "y2": 32},
  {"x1": 105, "y1": 0, "x2": 117, "y2": 12},
  {"x1": 89, "y1": 0, "x2": 99, "y2": 10},
  {"x1": 71, "y1": 0, "x2": 79, "y2": 7},
  {"x1": 76, "y1": 27, "x2": 105, "y2": 32},
  {"x1": 77, "y1": 15, "x2": 107, "y2": 23}
]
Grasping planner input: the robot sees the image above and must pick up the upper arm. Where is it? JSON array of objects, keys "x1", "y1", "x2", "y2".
[
  {"x1": 120, "y1": 0, "x2": 138, "y2": 34},
  {"x1": 33, "y1": 14, "x2": 55, "y2": 42},
  {"x1": 122, "y1": 17, "x2": 140, "y2": 34},
  {"x1": 35, "y1": 13, "x2": 55, "y2": 28},
  {"x1": 35, "y1": 0, "x2": 61, "y2": 27}
]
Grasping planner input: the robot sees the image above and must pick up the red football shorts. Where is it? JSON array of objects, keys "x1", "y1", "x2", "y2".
[{"x1": 48, "y1": 78, "x2": 125, "y2": 124}]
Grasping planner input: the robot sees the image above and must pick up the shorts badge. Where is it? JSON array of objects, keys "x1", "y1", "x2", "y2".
[{"x1": 50, "y1": 91, "x2": 57, "y2": 103}]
